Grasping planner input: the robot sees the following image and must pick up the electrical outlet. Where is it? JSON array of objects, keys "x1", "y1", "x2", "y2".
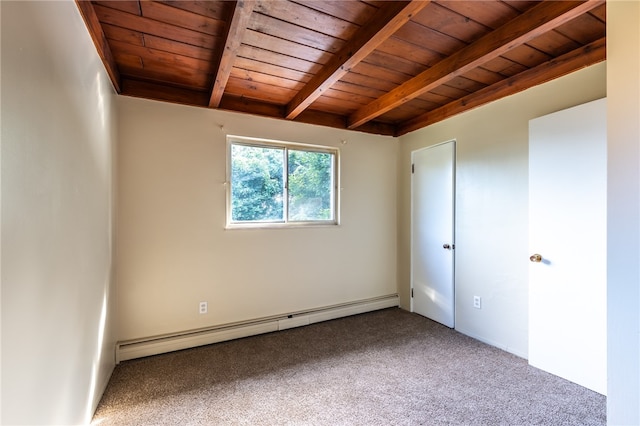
[
  {"x1": 473, "y1": 296, "x2": 482, "y2": 309},
  {"x1": 199, "y1": 301, "x2": 208, "y2": 314}
]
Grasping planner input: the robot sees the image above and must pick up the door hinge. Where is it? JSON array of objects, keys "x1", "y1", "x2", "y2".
[
  {"x1": 411, "y1": 164, "x2": 415, "y2": 174},
  {"x1": 411, "y1": 288, "x2": 414, "y2": 298}
]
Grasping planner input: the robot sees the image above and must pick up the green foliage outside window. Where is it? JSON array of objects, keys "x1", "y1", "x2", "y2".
[
  {"x1": 230, "y1": 141, "x2": 335, "y2": 224},
  {"x1": 231, "y1": 144, "x2": 283, "y2": 221},
  {"x1": 288, "y1": 150, "x2": 333, "y2": 221}
]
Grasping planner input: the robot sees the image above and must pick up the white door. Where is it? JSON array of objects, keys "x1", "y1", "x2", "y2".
[
  {"x1": 528, "y1": 98, "x2": 607, "y2": 395},
  {"x1": 411, "y1": 141, "x2": 455, "y2": 328}
]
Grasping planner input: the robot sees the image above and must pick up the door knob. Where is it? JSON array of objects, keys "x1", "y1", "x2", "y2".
[
  {"x1": 443, "y1": 244, "x2": 452, "y2": 249},
  {"x1": 530, "y1": 254, "x2": 542, "y2": 263}
]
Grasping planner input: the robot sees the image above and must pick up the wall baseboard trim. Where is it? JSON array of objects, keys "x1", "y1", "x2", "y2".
[{"x1": 115, "y1": 294, "x2": 399, "y2": 363}]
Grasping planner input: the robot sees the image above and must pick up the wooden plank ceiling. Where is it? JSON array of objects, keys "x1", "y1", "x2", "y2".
[{"x1": 77, "y1": 0, "x2": 606, "y2": 136}]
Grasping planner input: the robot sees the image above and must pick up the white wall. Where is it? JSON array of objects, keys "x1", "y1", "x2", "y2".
[
  {"x1": 607, "y1": 1, "x2": 640, "y2": 423},
  {"x1": 398, "y1": 63, "x2": 606, "y2": 357},
  {"x1": 1, "y1": 1, "x2": 117, "y2": 424},
  {"x1": 116, "y1": 97, "x2": 397, "y2": 341}
]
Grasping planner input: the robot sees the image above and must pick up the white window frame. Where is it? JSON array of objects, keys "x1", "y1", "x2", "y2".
[{"x1": 226, "y1": 135, "x2": 340, "y2": 229}]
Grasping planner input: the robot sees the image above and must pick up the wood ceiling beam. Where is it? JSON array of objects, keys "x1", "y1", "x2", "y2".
[
  {"x1": 397, "y1": 37, "x2": 606, "y2": 136},
  {"x1": 76, "y1": 0, "x2": 122, "y2": 93},
  {"x1": 209, "y1": 0, "x2": 255, "y2": 108},
  {"x1": 348, "y1": 0, "x2": 604, "y2": 129},
  {"x1": 119, "y1": 80, "x2": 396, "y2": 136},
  {"x1": 219, "y1": 96, "x2": 396, "y2": 136},
  {"x1": 284, "y1": 0, "x2": 431, "y2": 120},
  {"x1": 121, "y1": 78, "x2": 210, "y2": 107}
]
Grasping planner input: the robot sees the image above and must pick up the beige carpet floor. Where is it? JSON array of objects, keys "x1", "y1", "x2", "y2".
[{"x1": 93, "y1": 308, "x2": 605, "y2": 425}]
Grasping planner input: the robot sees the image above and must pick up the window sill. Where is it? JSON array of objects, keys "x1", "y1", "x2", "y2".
[{"x1": 225, "y1": 221, "x2": 339, "y2": 230}]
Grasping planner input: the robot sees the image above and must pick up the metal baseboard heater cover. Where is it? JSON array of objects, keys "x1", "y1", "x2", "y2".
[{"x1": 116, "y1": 294, "x2": 399, "y2": 363}]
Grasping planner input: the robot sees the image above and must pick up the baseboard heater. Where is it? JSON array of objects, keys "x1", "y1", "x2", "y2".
[{"x1": 115, "y1": 294, "x2": 399, "y2": 363}]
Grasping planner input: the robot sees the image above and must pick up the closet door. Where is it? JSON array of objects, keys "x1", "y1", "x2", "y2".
[{"x1": 411, "y1": 141, "x2": 455, "y2": 328}]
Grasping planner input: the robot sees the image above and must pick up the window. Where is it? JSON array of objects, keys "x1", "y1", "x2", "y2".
[{"x1": 227, "y1": 136, "x2": 338, "y2": 227}]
